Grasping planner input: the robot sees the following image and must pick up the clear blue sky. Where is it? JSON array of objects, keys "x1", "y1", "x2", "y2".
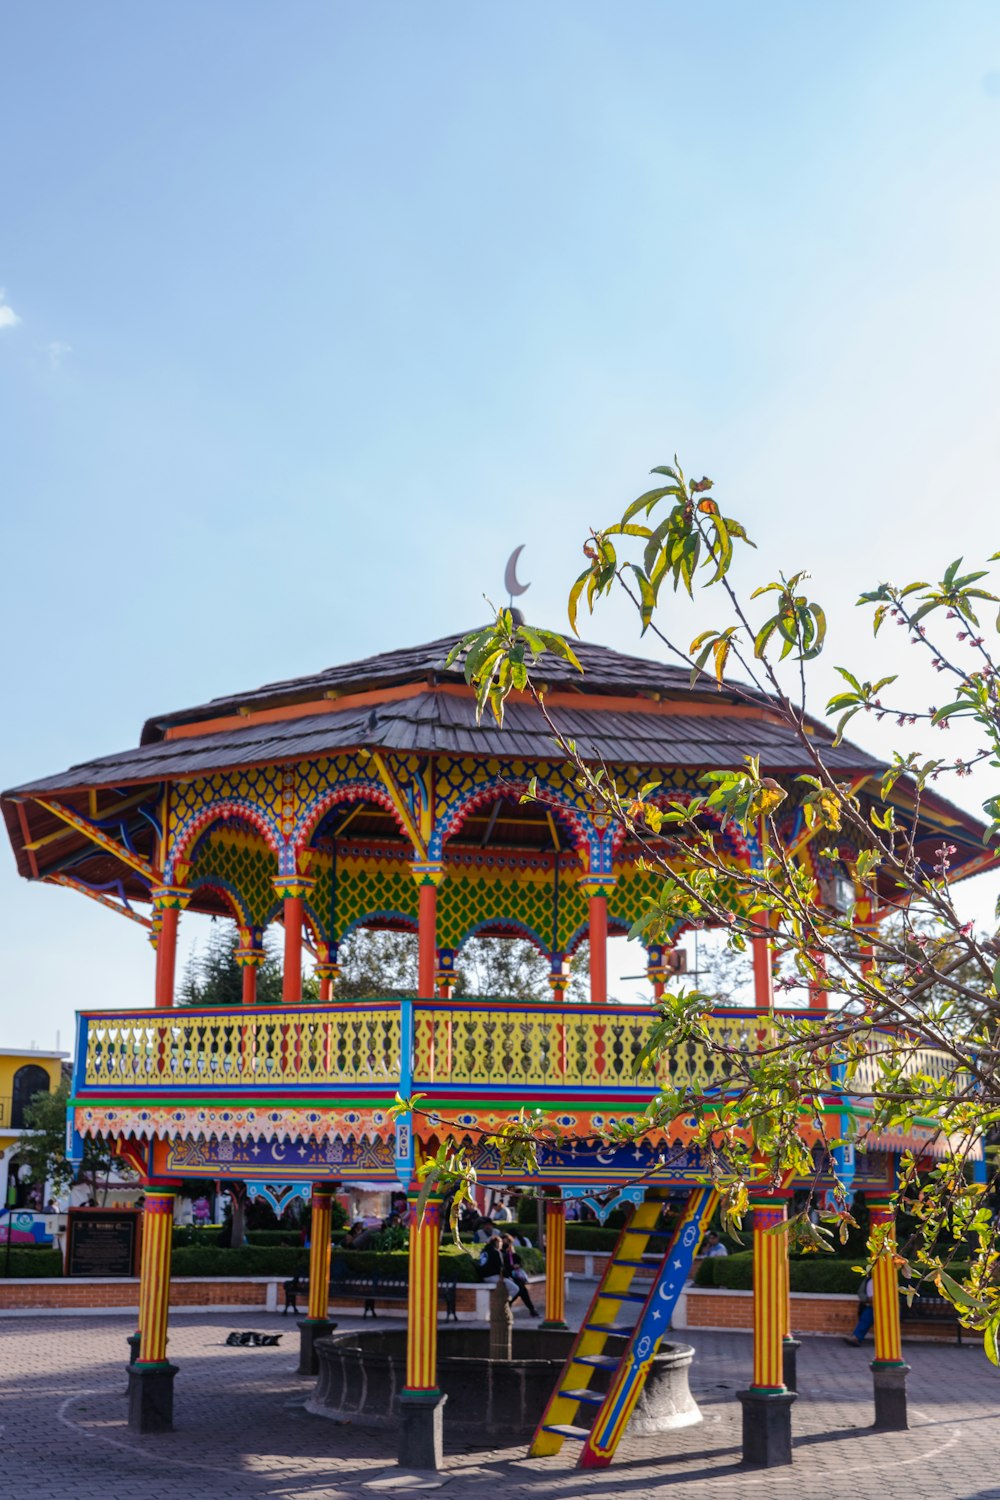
[{"x1": 2, "y1": 3, "x2": 999, "y2": 1047}]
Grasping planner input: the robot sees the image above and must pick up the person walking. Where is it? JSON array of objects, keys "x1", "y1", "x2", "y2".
[{"x1": 844, "y1": 1273, "x2": 875, "y2": 1345}]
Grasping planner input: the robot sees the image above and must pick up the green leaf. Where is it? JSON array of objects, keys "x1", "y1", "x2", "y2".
[
  {"x1": 568, "y1": 569, "x2": 591, "y2": 636},
  {"x1": 985, "y1": 1315, "x2": 1000, "y2": 1367}
]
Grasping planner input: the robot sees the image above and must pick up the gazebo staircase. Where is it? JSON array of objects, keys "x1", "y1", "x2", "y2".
[{"x1": 529, "y1": 1184, "x2": 717, "y2": 1468}]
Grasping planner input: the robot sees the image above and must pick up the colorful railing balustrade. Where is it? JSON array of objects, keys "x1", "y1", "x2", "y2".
[{"x1": 75, "y1": 999, "x2": 955, "y2": 1108}]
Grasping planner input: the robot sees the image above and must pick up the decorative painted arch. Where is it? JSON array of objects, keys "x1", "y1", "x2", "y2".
[
  {"x1": 291, "y1": 781, "x2": 417, "y2": 859},
  {"x1": 455, "y1": 916, "x2": 551, "y2": 957},
  {"x1": 168, "y1": 800, "x2": 282, "y2": 882},
  {"x1": 187, "y1": 874, "x2": 252, "y2": 929},
  {"x1": 339, "y1": 910, "x2": 420, "y2": 942},
  {"x1": 430, "y1": 776, "x2": 592, "y2": 861}
]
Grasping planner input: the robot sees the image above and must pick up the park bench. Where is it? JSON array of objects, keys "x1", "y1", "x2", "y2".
[
  {"x1": 282, "y1": 1265, "x2": 458, "y2": 1320},
  {"x1": 901, "y1": 1291, "x2": 963, "y2": 1345}
]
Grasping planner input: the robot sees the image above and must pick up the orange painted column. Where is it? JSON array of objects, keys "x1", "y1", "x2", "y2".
[
  {"x1": 137, "y1": 1190, "x2": 176, "y2": 1364},
  {"x1": 541, "y1": 1198, "x2": 568, "y2": 1328},
  {"x1": 589, "y1": 893, "x2": 607, "y2": 1003},
  {"x1": 868, "y1": 1197, "x2": 904, "y2": 1366},
  {"x1": 151, "y1": 887, "x2": 190, "y2": 1010},
  {"x1": 403, "y1": 1190, "x2": 443, "y2": 1394},
  {"x1": 413, "y1": 863, "x2": 445, "y2": 1000},
  {"x1": 235, "y1": 934, "x2": 265, "y2": 1006},
  {"x1": 750, "y1": 1195, "x2": 787, "y2": 1391},
  {"x1": 306, "y1": 1187, "x2": 335, "y2": 1322},
  {"x1": 274, "y1": 876, "x2": 315, "y2": 1003},
  {"x1": 752, "y1": 913, "x2": 773, "y2": 1011},
  {"x1": 580, "y1": 876, "x2": 615, "y2": 1004}
]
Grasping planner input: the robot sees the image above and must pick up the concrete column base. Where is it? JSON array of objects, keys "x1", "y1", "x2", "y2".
[
  {"x1": 297, "y1": 1318, "x2": 334, "y2": 1377},
  {"x1": 737, "y1": 1388, "x2": 797, "y2": 1468},
  {"x1": 782, "y1": 1337, "x2": 801, "y2": 1393},
  {"x1": 538, "y1": 1319, "x2": 570, "y2": 1331},
  {"x1": 871, "y1": 1361, "x2": 910, "y2": 1430},
  {"x1": 398, "y1": 1391, "x2": 447, "y2": 1471},
  {"x1": 127, "y1": 1362, "x2": 178, "y2": 1433}
]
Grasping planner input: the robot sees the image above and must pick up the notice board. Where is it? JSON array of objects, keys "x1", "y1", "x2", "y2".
[{"x1": 65, "y1": 1208, "x2": 140, "y2": 1277}]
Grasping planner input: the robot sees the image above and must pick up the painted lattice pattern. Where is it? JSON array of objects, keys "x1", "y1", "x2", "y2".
[
  {"x1": 307, "y1": 843, "x2": 420, "y2": 942},
  {"x1": 430, "y1": 754, "x2": 594, "y2": 859},
  {"x1": 186, "y1": 830, "x2": 280, "y2": 929},
  {"x1": 167, "y1": 766, "x2": 286, "y2": 875},
  {"x1": 437, "y1": 851, "x2": 587, "y2": 954},
  {"x1": 291, "y1": 750, "x2": 426, "y2": 852}
]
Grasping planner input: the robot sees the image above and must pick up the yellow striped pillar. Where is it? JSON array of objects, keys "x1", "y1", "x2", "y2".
[
  {"x1": 137, "y1": 1190, "x2": 175, "y2": 1364},
  {"x1": 307, "y1": 1188, "x2": 335, "y2": 1321},
  {"x1": 750, "y1": 1197, "x2": 786, "y2": 1391},
  {"x1": 404, "y1": 1190, "x2": 443, "y2": 1394},
  {"x1": 298, "y1": 1184, "x2": 337, "y2": 1376},
  {"x1": 738, "y1": 1193, "x2": 796, "y2": 1466},
  {"x1": 399, "y1": 1190, "x2": 447, "y2": 1470},
  {"x1": 128, "y1": 1188, "x2": 179, "y2": 1431},
  {"x1": 541, "y1": 1197, "x2": 568, "y2": 1329},
  {"x1": 867, "y1": 1194, "x2": 910, "y2": 1428}
]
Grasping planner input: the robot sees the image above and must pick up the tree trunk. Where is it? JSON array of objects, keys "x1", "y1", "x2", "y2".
[
  {"x1": 489, "y1": 1276, "x2": 513, "y2": 1361},
  {"x1": 230, "y1": 1182, "x2": 248, "y2": 1247}
]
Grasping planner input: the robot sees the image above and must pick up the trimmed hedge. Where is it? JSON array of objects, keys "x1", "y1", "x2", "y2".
[
  {"x1": 0, "y1": 1240, "x2": 544, "y2": 1284},
  {"x1": 332, "y1": 1245, "x2": 482, "y2": 1283},
  {"x1": 0, "y1": 1248, "x2": 64, "y2": 1278},
  {"x1": 171, "y1": 1245, "x2": 307, "y2": 1277},
  {"x1": 692, "y1": 1252, "x2": 969, "y2": 1295}
]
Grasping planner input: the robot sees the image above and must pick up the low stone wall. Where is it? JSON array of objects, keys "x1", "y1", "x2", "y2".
[
  {"x1": 677, "y1": 1287, "x2": 856, "y2": 1336},
  {"x1": 564, "y1": 1250, "x2": 611, "y2": 1278},
  {"x1": 0, "y1": 1273, "x2": 552, "y2": 1319},
  {"x1": 675, "y1": 1287, "x2": 961, "y2": 1341},
  {"x1": 0, "y1": 1277, "x2": 278, "y2": 1314}
]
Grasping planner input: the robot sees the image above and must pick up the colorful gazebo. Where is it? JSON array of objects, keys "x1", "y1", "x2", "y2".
[{"x1": 1, "y1": 628, "x2": 990, "y2": 1468}]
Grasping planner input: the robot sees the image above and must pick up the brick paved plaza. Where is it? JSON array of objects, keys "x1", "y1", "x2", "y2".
[{"x1": 2, "y1": 1302, "x2": 998, "y2": 1500}]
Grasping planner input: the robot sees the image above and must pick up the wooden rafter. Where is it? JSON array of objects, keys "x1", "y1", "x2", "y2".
[
  {"x1": 23, "y1": 790, "x2": 152, "y2": 854},
  {"x1": 369, "y1": 752, "x2": 427, "y2": 859},
  {"x1": 45, "y1": 873, "x2": 153, "y2": 929},
  {"x1": 32, "y1": 797, "x2": 161, "y2": 884}
]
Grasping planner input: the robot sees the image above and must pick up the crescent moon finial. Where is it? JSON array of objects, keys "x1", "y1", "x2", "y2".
[{"x1": 504, "y1": 545, "x2": 530, "y2": 601}]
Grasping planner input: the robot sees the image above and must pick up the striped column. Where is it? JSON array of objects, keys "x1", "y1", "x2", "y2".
[
  {"x1": 868, "y1": 1197, "x2": 904, "y2": 1365},
  {"x1": 404, "y1": 1192, "x2": 443, "y2": 1394},
  {"x1": 137, "y1": 1191, "x2": 175, "y2": 1364},
  {"x1": 541, "y1": 1198, "x2": 567, "y2": 1328},
  {"x1": 751, "y1": 912, "x2": 773, "y2": 1011},
  {"x1": 307, "y1": 1187, "x2": 335, "y2": 1322},
  {"x1": 750, "y1": 1197, "x2": 786, "y2": 1392}
]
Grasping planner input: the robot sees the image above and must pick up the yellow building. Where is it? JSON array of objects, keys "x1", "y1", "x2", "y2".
[{"x1": 0, "y1": 1049, "x2": 67, "y2": 1213}]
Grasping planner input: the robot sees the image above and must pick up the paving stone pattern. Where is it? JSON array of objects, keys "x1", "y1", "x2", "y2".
[{"x1": 1, "y1": 1300, "x2": 998, "y2": 1500}]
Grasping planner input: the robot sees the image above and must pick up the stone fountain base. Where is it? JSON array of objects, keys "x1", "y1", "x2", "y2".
[{"x1": 308, "y1": 1326, "x2": 700, "y2": 1443}]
